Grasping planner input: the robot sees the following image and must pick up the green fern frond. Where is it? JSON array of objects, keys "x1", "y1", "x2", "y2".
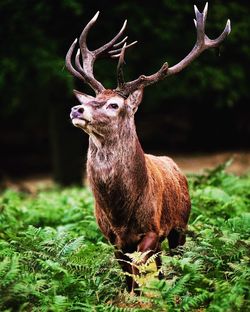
[
  {"x1": 125, "y1": 250, "x2": 151, "y2": 264},
  {"x1": 0, "y1": 254, "x2": 20, "y2": 288},
  {"x1": 57, "y1": 236, "x2": 85, "y2": 257},
  {"x1": 181, "y1": 290, "x2": 212, "y2": 311}
]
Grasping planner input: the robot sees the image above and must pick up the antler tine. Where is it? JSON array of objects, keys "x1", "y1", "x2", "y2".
[
  {"x1": 72, "y1": 11, "x2": 105, "y2": 94},
  {"x1": 65, "y1": 39, "x2": 86, "y2": 82},
  {"x1": 205, "y1": 19, "x2": 231, "y2": 48},
  {"x1": 203, "y1": 2, "x2": 208, "y2": 24},
  {"x1": 113, "y1": 36, "x2": 128, "y2": 48},
  {"x1": 94, "y1": 20, "x2": 127, "y2": 57},
  {"x1": 109, "y1": 41, "x2": 138, "y2": 58},
  {"x1": 117, "y1": 43, "x2": 127, "y2": 89},
  {"x1": 75, "y1": 49, "x2": 85, "y2": 76},
  {"x1": 116, "y1": 2, "x2": 231, "y2": 97},
  {"x1": 79, "y1": 11, "x2": 100, "y2": 54},
  {"x1": 194, "y1": 5, "x2": 205, "y2": 43}
]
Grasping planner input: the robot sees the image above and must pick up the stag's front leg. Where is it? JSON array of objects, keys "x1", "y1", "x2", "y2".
[{"x1": 115, "y1": 250, "x2": 134, "y2": 292}]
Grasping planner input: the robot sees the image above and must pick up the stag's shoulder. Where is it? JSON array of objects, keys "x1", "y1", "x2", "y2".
[
  {"x1": 145, "y1": 154, "x2": 189, "y2": 199},
  {"x1": 145, "y1": 153, "x2": 188, "y2": 186},
  {"x1": 145, "y1": 154, "x2": 182, "y2": 175}
]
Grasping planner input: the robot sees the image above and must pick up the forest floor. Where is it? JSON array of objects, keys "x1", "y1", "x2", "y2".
[{"x1": 172, "y1": 150, "x2": 250, "y2": 175}]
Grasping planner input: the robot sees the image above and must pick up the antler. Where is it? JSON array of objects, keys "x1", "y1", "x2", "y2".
[
  {"x1": 65, "y1": 11, "x2": 137, "y2": 94},
  {"x1": 116, "y1": 2, "x2": 231, "y2": 97}
]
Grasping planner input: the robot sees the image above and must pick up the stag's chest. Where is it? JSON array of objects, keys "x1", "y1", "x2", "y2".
[
  {"x1": 89, "y1": 171, "x2": 133, "y2": 222},
  {"x1": 87, "y1": 146, "x2": 149, "y2": 225}
]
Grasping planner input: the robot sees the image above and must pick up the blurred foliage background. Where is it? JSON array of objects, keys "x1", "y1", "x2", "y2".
[{"x1": 0, "y1": 0, "x2": 249, "y2": 185}]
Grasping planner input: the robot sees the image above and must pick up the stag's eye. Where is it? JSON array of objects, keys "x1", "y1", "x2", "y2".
[{"x1": 107, "y1": 103, "x2": 119, "y2": 109}]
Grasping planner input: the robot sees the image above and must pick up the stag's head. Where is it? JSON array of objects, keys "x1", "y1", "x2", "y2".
[
  {"x1": 66, "y1": 4, "x2": 230, "y2": 137},
  {"x1": 70, "y1": 88, "x2": 143, "y2": 137}
]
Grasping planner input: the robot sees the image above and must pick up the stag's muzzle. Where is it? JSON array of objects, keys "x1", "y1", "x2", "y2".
[{"x1": 70, "y1": 105, "x2": 84, "y2": 119}]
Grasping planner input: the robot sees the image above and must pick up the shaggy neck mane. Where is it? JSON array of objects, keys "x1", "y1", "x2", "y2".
[{"x1": 87, "y1": 119, "x2": 148, "y2": 227}]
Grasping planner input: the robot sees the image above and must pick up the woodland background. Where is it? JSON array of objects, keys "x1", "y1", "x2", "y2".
[
  {"x1": 0, "y1": 0, "x2": 249, "y2": 185},
  {"x1": 0, "y1": 2, "x2": 249, "y2": 311}
]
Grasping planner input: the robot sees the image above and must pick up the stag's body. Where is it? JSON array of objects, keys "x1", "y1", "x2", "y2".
[
  {"x1": 87, "y1": 105, "x2": 190, "y2": 252},
  {"x1": 66, "y1": 3, "x2": 230, "y2": 292}
]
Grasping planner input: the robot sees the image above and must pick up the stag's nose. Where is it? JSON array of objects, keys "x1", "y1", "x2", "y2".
[{"x1": 71, "y1": 105, "x2": 84, "y2": 119}]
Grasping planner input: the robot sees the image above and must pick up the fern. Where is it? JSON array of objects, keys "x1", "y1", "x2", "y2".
[
  {"x1": 0, "y1": 254, "x2": 20, "y2": 288},
  {"x1": 0, "y1": 167, "x2": 249, "y2": 311},
  {"x1": 181, "y1": 290, "x2": 212, "y2": 311}
]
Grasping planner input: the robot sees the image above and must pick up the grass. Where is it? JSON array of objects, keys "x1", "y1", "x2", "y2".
[{"x1": 0, "y1": 162, "x2": 249, "y2": 311}]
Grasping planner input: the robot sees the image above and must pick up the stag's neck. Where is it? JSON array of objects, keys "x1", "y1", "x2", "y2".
[{"x1": 87, "y1": 120, "x2": 148, "y2": 190}]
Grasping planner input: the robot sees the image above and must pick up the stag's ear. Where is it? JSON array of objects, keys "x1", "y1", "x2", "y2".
[
  {"x1": 73, "y1": 89, "x2": 94, "y2": 103},
  {"x1": 126, "y1": 89, "x2": 143, "y2": 114}
]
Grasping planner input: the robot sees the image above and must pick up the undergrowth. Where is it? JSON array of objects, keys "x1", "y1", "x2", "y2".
[{"x1": 0, "y1": 162, "x2": 249, "y2": 311}]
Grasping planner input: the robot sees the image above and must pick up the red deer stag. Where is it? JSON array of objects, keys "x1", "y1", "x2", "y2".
[{"x1": 66, "y1": 3, "x2": 230, "y2": 292}]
